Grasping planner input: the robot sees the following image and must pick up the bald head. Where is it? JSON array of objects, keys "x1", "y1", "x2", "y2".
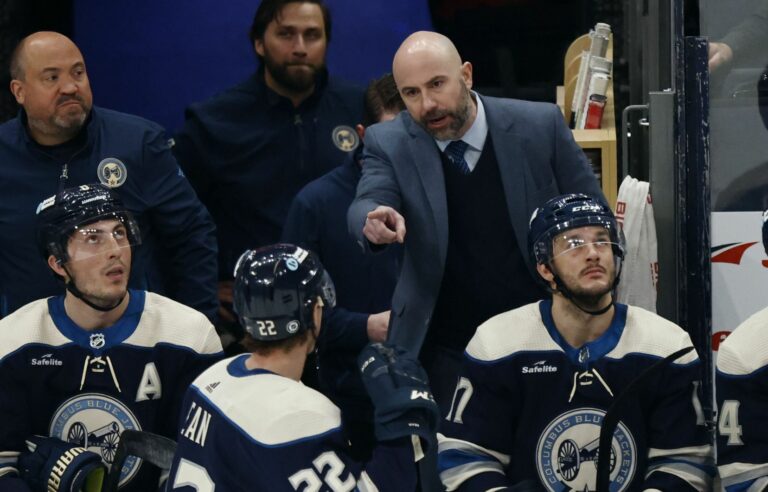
[
  {"x1": 9, "y1": 31, "x2": 93, "y2": 146},
  {"x1": 10, "y1": 32, "x2": 81, "y2": 81},
  {"x1": 392, "y1": 31, "x2": 463, "y2": 87},
  {"x1": 392, "y1": 31, "x2": 476, "y2": 141}
]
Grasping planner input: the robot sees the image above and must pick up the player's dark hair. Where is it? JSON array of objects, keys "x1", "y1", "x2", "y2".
[
  {"x1": 240, "y1": 329, "x2": 311, "y2": 356},
  {"x1": 363, "y1": 73, "x2": 405, "y2": 127},
  {"x1": 249, "y1": 0, "x2": 331, "y2": 58}
]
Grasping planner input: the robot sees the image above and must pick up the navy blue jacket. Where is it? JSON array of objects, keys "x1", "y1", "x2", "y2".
[
  {"x1": 0, "y1": 107, "x2": 218, "y2": 320},
  {"x1": 173, "y1": 69, "x2": 364, "y2": 277},
  {"x1": 282, "y1": 155, "x2": 401, "y2": 402}
]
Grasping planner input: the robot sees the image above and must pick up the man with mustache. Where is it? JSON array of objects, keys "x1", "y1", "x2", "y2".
[
  {"x1": 0, "y1": 31, "x2": 218, "y2": 323},
  {"x1": 0, "y1": 184, "x2": 222, "y2": 492},
  {"x1": 173, "y1": 0, "x2": 364, "y2": 351},
  {"x1": 437, "y1": 194, "x2": 713, "y2": 491},
  {"x1": 348, "y1": 31, "x2": 605, "y2": 411}
]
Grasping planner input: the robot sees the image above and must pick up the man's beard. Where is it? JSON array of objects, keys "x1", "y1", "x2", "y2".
[
  {"x1": 30, "y1": 95, "x2": 89, "y2": 140},
  {"x1": 263, "y1": 52, "x2": 323, "y2": 93},
  {"x1": 568, "y1": 283, "x2": 613, "y2": 309},
  {"x1": 419, "y1": 81, "x2": 473, "y2": 140},
  {"x1": 556, "y1": 265, "x2": 615, "y2": 309}
]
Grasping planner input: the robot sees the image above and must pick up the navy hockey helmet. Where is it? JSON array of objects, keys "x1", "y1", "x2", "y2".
[
  {"x1": 529, "y1": 193, "x2": 624, "y2": 267},
  {"x1": 233, "y1": 244, "x2": 336, "y2": 342},
  {"x1": 36, "y1": 184, "x2": 141, "y2": 264}
]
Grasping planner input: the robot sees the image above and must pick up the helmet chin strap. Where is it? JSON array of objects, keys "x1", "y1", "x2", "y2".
[
  {"x1": 63, "y1": 266, "x2": 125, "y2": 312},
  {"x1": 552, "y1": 275, "x2": 614, "y2": 316}
]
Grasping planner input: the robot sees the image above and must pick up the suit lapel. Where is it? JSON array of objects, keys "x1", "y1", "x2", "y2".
[
  {"x1": 484, "y1": 96, "x2": 531, "y2": 260},
  {"x1": 404, "y1": 116, "x2": 449, "y2": 262}
]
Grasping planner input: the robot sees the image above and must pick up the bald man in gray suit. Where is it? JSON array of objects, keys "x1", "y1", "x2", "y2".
[{"x1": 348, "y1": 31, "x2": 604, "y2": 409}]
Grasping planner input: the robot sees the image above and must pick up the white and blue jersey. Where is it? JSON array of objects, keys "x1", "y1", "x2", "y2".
[
  {"x1": 716, "y1": 307, "x2": 768, "y2": 491},
  {"x1": 168, "y1": 354, "x2": 419, "y2": 491},
  {"x1": 438, "y1": 300, "x2": 713, "y2": 491},
  {"x1": 0, "y1": 290, "x2": 223, "y2": 491}
]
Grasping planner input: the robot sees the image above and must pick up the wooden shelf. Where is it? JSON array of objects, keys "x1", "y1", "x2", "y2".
[{"x1": 557, "y1": 33, "x2": 618, "y2": 208}]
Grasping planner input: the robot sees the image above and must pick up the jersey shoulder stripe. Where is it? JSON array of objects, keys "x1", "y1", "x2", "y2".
[
  {"x1": 0, "y1": 298, "x2": 69, "y2": 361},
  {"x1": 717, "y1": 307, "x2": 768, "y2": 376},
  {"x1": 607, "y1": 306, "x2": 698, "y2": 364},
  {"x1": 466, "y1": 302, "x2": 561, "y2": 363},
  {"x1": 191, "y1": 356, "x2": 341, "y2": 446},
  {"x1": 124, "y1": 292, "x2": 221, "y2": 354}
]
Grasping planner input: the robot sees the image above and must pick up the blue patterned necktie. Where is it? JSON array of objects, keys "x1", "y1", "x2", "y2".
[{"x1": 444, "y1": 140, "x2": 470, "y2": 175}]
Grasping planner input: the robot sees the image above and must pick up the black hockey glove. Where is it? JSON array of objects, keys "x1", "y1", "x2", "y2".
[
  {"x1": 18, "y1": 436, "x2": 105, "y2": 492},
  {"x1": 358, "y1": 342, "x2": 439, "y2": 450}
]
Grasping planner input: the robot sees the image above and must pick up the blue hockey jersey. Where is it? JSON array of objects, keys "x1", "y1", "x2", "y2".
[
  {"x1": 438, "y1": 301, "x2": 713, "y2": 491},
  {"x1": 0, "y1": 290, "x2": 223, "y2": 491},
  {"x1": 167, "y1": 354, "x2": 420, "y2": 491},
  {"x1": 716, "y1": 307, "x2": 768, "y2": 491}
]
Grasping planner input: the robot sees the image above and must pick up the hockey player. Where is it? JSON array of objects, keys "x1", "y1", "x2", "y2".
[
  {"x1": 716, "y1": 209, "x2": 768, "y2": 491},
  {"x1": 167, "y1": 243, "x2": 438, "y2": 491},
  {"x1": 0, "y1": 184, "x2": 223, "y2": 492},
  {"x1": 437, "y1": 193, "x2": 713, "y2": 491}
]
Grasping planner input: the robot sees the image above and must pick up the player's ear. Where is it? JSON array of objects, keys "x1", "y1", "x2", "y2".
[
  {"x1": 48, "y1": 255, "x2": 67, "y2": 279},
  {"x1": 312, "y1": 296, "x2": 323, "y2": 337},
  {"x1": 536, "y1": 262, "x2": 556, "y2": 290}
]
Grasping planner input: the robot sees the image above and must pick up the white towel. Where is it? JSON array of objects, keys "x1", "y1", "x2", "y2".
[{"x1": 615, "y1": 176, "x2": 658, "y2": 312}]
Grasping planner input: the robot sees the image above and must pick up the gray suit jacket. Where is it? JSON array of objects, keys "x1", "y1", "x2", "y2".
[{"x1": 347, "y1": 95, "x2": 604, "y2": 355}]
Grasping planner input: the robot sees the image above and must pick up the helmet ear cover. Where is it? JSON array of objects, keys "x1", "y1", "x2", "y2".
[{"x1": 233, "y1": 244, "x2": 336, "y2": 342}]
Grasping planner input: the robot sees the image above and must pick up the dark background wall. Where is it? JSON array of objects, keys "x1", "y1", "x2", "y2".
[
  {"x1": 1, "y1": 1, "x2": 621, "y2": 132},
  {"x1": 71, "y1": 0, "x2": 433, "y2": 133}
]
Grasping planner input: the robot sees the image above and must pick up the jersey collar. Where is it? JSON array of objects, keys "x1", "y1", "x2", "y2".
[
  {"x1": 539, "y1": 299, "x2": 628, "y2": 366},
  {"x1": 227, "y1": 354, "x2": 276, "y2": 378},
  {"x1": 48, "y1": 289, "x2": 145, "y2": 355}
]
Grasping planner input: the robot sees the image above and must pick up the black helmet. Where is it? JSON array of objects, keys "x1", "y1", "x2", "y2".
[
  {"x1": 36, "y1": 184, "x2": 141, "y2": 264},
  {"x1": 233, "y1": 244, "x2": 336, "y2": 342},
  {"x1": 528, "y1": 193, "x2": 625, "y2": 312},
  {"x1": 529, "y1": 193, "x2": 624, "y2": 267}
]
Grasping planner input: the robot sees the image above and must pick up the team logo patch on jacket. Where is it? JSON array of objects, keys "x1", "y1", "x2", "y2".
[
  {"x1": 49, "y1": 393, "x2": 142, "y2": 487},
  {"x1": 97, "y1": 158, "x2": 127, "y2": 188},
  {"x1": 331, "y1": 125, "x2": 359, "y2": 152},
  {"x1": 535, "y1": 407, "x2": 637, "y2": 492}
]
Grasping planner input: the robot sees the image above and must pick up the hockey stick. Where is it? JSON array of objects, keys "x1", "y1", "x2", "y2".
[
  {"x1": 595, "y1": 346, "x2": 694, "y2": 492},
  {"x1": 103, "y1": 430, "x2": 177, "y2": 492}
]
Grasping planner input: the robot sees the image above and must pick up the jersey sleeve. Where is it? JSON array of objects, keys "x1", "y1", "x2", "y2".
[
  {"x1": 716, "y1": 341, "x2": 768, "y2": 491},
  {"x1": 168, "y1": 386, "x2": 418, "y2": 491},
  {"x1": 159, "y1": 330, "x2": 223, "y2": 437},
  {"x1": 437, "y1": 353, "x2": 517, "y2": 491},
  {"x1": 642, "y1": 358, "x2": 714, "y2": 491}
]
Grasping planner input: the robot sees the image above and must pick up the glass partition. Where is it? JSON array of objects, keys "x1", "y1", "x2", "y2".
[{"x1": 703, "y1": 0, "x2": 768, "y2": 346}]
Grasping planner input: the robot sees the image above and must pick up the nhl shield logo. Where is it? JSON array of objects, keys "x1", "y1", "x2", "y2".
[
  {"x1": 97, "y1": 158, "x2": 128, "y2": 188},
  {"x1": 90, "y1": 333, "x2": 106, "y2": 349},
  {"x1": 536, "y1": 408, "x2": 637, "y2": 492},
  {"x1": 331, "y1": 125, "x2": 359, "y2": 152}
]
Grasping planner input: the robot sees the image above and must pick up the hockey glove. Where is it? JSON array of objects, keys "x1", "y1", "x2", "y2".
[
  {"x1": 18, "y1": 436, "x2": 105, "y2": 492},
  {"x1": 359, "y1": 342, "x2": 439, "y2": 450}
]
